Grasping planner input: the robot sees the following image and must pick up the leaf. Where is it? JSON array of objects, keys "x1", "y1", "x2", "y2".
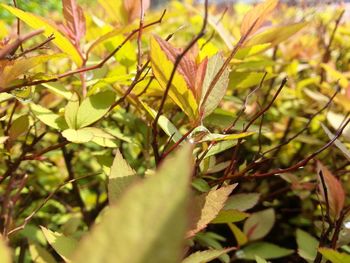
[
  {"x1": 41, "y1": 226, "x2": 78, "y2": 262},
  {"x1": 200, "y1": 53, "x2": 230, "y2": 118},
  {"x1": 327, "y1": 112, "x2": 350, "y2": 140},
  {"x1": 72, "y1": 145, "x2": 193, "y2": 263},
  {"x1": 236, "y1": 242, "x2": 293, "y2": 260},
  {"x1": 84, "y1": 127, "x2": 118, "y2": 147},
  {"x1": 141, "y1": 101, "x2": 183, "y2": 142},
  {"x1": 246, "y1": 22, "x2": 308, "y2": 47},
  {"x1": 62, "y1": 128, "x2": 94, "y2": 143},
  {"x1": 224, "y1": 193, "x2": 261, "y2": 211},
  {"x1": 255, "y1": 256, "x2": 269, "y2": 263},
  {"x1": 29, "y1": 241, "x2": 57, "y2": 263},
  {"x1": 76, "y1": 90, "x2": 116, "y2": 128},
  {"x1": 123, "y1": 0, "x2": 150, "y2": 23},
  {"x1": 42, "y1": 83, "x2": 72, "y2": 99},
  {"x1": 8, "y1": 115, "x2": 29, "y2": 142},
  {"x1": 205, "y1": 140, "x2": 238, "y2": 159},
  {"x1": 62, "y1": 0, "x2": 86, "y2": 44},
  {"x1": 0, "y1": 235, "x2": 11, "y2": 263},
  {"x1": 187, "y1": 185, "x2": 236, "y2": 237},
  {"x1": 321, "y1": 63, "x2": 348, "y2": 89},
  {"x1": 296, "y1": 229, "x2": 318, "y2": 262},
  {"x1": 30, "y1": 103, "x2": 68, "y2": 130},
  {"x1": 318, "y1": 248, "x2": 350, "y2": 263},
  {"x1": 243, "y1": 208, "x2": 275, "y2": 241},
  {"x1": 1, "y1": 4, "x2": 83, "y2": 66},
  {"x1": 0, "y1": 54, "x2": 63, "y2": 88},
  {"x1": 240, "y1": 0, "x2": 279, "y2": 38},
  {"x1": 317, "y1": 161, "x2": 345, "y2": 219},
  {"x1": 229, "y1": 72, "x2": 275, "y2": 90},
  {"x1": 98, "y1": 0, "x2": 128, "y2": 24},
  {"x1": 211, "y1": 209, "x2": 249, "y2": 224},
  {"x1": 65, "y1": 92, "x2": 80, "y2": 129},
  {"x1": 321, "y1": 123, "x2": 350, "y2": 161},
  {"x1": 108, "y1": 149, "x2": 138, "y2": 203},
  {"x1": 150, "y1": 35, "x2": 199, "y2": 120},
  {"x1": 182, "y1": 248, "x2": 235, "y2": 263},
  {"x1": 228, "y1": 223, "x2": 248, "y2": 246}
]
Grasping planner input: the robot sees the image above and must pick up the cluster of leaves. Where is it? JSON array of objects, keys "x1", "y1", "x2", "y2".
[{"x1": 0, "y1": 0, "x2": 350, "y2": 262}]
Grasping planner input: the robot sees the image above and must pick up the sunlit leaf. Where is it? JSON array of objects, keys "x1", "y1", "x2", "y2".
[
  {"x1": 240, "y1": 0, "x2": 279, "y2": 38},
  {"x1": 62, "y1": 128, "x2": 94, "y2": 143},
  {"x1": 229, "y1": 72, "x2": 275, "y2": 90},
  {"x1": 62, "y1": 0, "x2": 86, "y2": 43},
  {"x1": 29, "y1": 241, "x2": 57, "y2": 263},
  {"x1": 150, "y1": 35, "x2": 199, "y2": 120},
  {"x1": 76, "y1": 90, "x2": 116, "y2": 128},
  {"x1": 0, "y1": 235, "x2": 11, "y2": 263},
  {"x1": 30, "y1": 103, "x2": 68, "y2": 130},
  {"x1": 65, "y1": 92, "x2": 80, "y2": 129},
  {"x1": 72, "y1": 145, "x2": 193, "y2": 263},
  {"x1": 124, "y1": 0, "x2": 150, "y2": 23},
  {"x1": 211, "y1": 209, "x2": 249, "y2": 224},
  {"x1": 1, "y1": 4, "x2": 83, "y2": 66},
  {"x1": 200, "y1": 53, "x2": 230, "y2": 118},
  {"x1": 321, "y1": 123, "x2": 350, "y2": 161}
]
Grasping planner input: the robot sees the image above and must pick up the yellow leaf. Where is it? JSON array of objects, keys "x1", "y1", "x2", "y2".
[
  {"x1": 150, "y1": 36, "x2": 199, "y2": 120},
  {"x1": 98, "y1": 0, "x2": 128, "y2": 24},
  {"x1": 1, "y1": 4, "x2": 83, "y2": 66},
  {"x1": 240, "y1": 0, "x2": 278, "y2": 38}
]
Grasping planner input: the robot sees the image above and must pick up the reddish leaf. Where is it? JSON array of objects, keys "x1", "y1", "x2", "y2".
[
  {"x1": 123, "y1": 0, "x2": 150, "y2": 23},
  {"x1": 240, "y1": 0, "x2": 278, "y2": 39},
  {"x1": 317, "y1": 161, "x2": 345, "y2": 219},
  {"x1": 62, "y1": 0, "x2": 86, "y2": 45}
]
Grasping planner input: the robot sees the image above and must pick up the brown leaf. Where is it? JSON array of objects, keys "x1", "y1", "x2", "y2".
[
  {"x1": 317, "y1": 161, "x2": 345, "y2": 219},
  {"x1": 62, "y1": 0, "x2": 86, "y2": 45},
  {"x1": 123, "y1": 0, "x2": 150, "y2": 23},
  {"x1": 240, "y1": 0, "x2": 278, "y2": 39},
  {"x1": 187, "y1": 184, "x2": 236, "y2": 238}
]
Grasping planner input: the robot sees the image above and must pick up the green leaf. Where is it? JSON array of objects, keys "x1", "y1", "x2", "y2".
[
  {"x1": 235, "y1": 44, "x2": 271, "y2": 60},
  {"x1": 42, "y1": 83, "x2": 73, "y2": 99},
  {"x1": 243, "y1": 208, "x2": 275, "y2": 241},
  {"x1": 187, "y1": 185, "x2": 236, "y2": 237},
  {"x1": 72, "y1": 145, "x2": 194, "y2": 263},
  {"x1": 200, "y1": 53, "x2": 229, "y2": 118},
  {"x1": 62, "y1": 128, "x2": 94, "y2": 143},
  {"x1": 41, "y1": 227, "x2": 78, "y2": 262},
  {"x1": 0, "y1": 235, "x2": 11, "y2": 263},
  {"x1": 29, "y1": 241, "x2": 57, "y2": 263},
  {"x1": 224, "y1": 193, "x2": 260, "y2": 211},
  {"x1": 246, "y1": 22, "x2": 308, "y2": 47},
  {"x1": 76, "y1": 90, "x2": 116, "y2": 128},
  {"x1": 229, "y1": 72, "x2": 275, "y2": 90},
  {"x1": 211, "y1": 209, "x2": 249, "y2": 224},
  {"x1": 30, "y1": 103, "x2": 68, "y2": 130},
  {"x1": 8, "y1": 115, "x2": 29, "y2": 142},
  {"x1": 199, "y1": 131, "x2": 255, "y2": 142},
  {"x1": 1, "y1": 4, "x2": 83, "y2": 66},
  {"x1": 319, "y1": 248, "x2": 350, "y2": 263},
  {"x1": 182, "y1": 248, "x2": 234, "y2": 263},
  {"x1": 228, "y1": 223, "x2": 248, "y2": 246},
  {"x1": 296, "y1": 229, "x2": 318, "y2": 262},
  {"x1": 321, "y1": 123, "x2": 350, "y2": 161},
  {"x1": 65, "y1": 92, "x2": 80, "y2": 129},
  {"x1": 205, "y1": 141, "x2": 238, "y2": 159},
  {"x1": 108, "y1": 149, "x2": 138, "y2": 203},
  {"x1": 141, "y1": 101, "x2": 182, "y2": 142},
  {"x1": 84, "y1": 127, "x2": 117, "y2": 147},
  {"x1": 236, "y1": 242, "x2": 293, "y2": 260},
  {"x1": 150, "y1": 35, "x2": 198, "y2": 120},
  {"x1": 255, "y1": 255, "x2": 269, "y2": 263},
  {"x1": 98, "y1": 0, "x2": 127, "y2": 24}
]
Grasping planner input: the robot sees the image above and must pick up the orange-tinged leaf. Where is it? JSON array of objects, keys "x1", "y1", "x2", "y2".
[
  {"x1": 187, "y1": 184, "x2": 236, "y2": 238},
  {"x1": 150, "y1": 35, "x2": 198, "y2": 120},
  {"x1": 62, "y1": 0, "x2": 86, "y2": 44},
  {"x1": 124, "y1": 0, "x2": 150, "y2": 23},
  {"x1": 240, "y1": 0, "x2": 279, "y2": 38},
  {"x1": 317, "y1": 161, "x2": 345, "y2": 219},
  {"x1": 1, "y1": 4, "x2": 83, "y2": 66}
]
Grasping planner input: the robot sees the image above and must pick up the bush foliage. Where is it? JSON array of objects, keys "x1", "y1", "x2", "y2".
[{"x1": 0, "y1": 0, "x2": 350, "y2": 262}]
